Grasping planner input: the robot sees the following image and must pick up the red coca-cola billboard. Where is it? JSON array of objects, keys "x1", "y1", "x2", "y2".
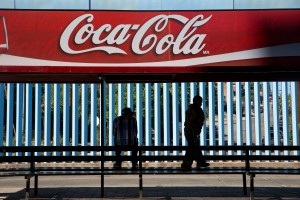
[{"x1": 0, "y1": 10, "x2": 300, "y2": 80}]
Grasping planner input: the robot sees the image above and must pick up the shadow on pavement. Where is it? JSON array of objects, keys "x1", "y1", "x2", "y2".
[{"x1": 2, "y1": 186, "x2": 300, "y2": 199}]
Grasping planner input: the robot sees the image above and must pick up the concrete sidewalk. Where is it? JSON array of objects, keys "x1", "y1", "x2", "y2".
[{"x1": 0, "y1": 174, "x2": 300, "y2": 200}]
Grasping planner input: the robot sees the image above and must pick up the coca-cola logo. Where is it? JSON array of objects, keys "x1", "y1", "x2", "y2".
[{"x1": 60, "y1": 14, "x2": 212, "y2": 55}]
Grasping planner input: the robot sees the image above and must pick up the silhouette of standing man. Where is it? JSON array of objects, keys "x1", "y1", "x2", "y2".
[
  {"x1": 113, "y1": 107, "x2": 138, "y2": 170},
  {"x1": 181, "y1": 95, "x2": 209, "y2": 170}
]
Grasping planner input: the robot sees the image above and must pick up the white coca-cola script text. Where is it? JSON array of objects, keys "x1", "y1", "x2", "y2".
[{"x1": 60, "y1": 14, "x2": 212, "y2": 55}]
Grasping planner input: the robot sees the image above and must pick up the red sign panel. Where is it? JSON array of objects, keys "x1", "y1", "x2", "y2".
[{"x1": 0, "y1": 10, "x2": 300, "y2": 74}]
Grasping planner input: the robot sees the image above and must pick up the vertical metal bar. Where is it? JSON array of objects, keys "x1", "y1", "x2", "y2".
[
  {"x1": 0, "y1": 84, "x2": 4, "y2": 150},
  {"x1": 272, "y1": 82, "x2": 280, "y2": 155},
  {"x1": 34, "y1": 175, "x2": 38, "y2": 195},
  {"x1": 44, "y1": 84, "x2": 51, "y2": 156},
  {"x1": 209, "y1": 82, "x2": 215, "y2": 155},
  {"x1": 172, "y1": 83, "x2": 179, "y2": 155},
  {"x1": 100, "y1": 80, "x2": 105, "y2": 198},
  {"x1": 245, "y1": 150, "x2": 250, "y2": 172},
  {"x1": 282, "y1": 82, "x2": 289, "y2": 155},
  {"x1": 154, "y1": 83, "x2": 161, "y2": 156},
  {"x1": 138, "y1": 148, "x2": 143, "y2": 199},
  {"x1": 53, "y1": 84, "x2": 60, "y2": 155},
  {"x1": 227, "y1": 82, "x2": 234, "y2": 155},
  {"x1": 136, "y1": 83, "x2": 143, "y2": 146},
  {"x1": 190, "y1": 82, "x2": 196, "y2": 104},
  {"x1": 25, "y1": 175, "x2": 30, "y2": 200},
  {"x1": 199, "y1": 82, "x2": 207, "y2": 155},
  {"x1": 242, "y1": 173, "x2": 247, "y2": 196},
  {"x1": 82, "y1": 84, "x2": 88, "y2": 156},
  {"x1": 100, "y1": 82, "x2": 107, "y2": 148},
  {"x1": 145, "y1": 83, "x2": 152, "y2": 155},
  {"x1": 91, "y1": 84, "x2": 97, "y2": 156},
  {"x1": 127, "y1": 83, "x2": 134, "y2": 108},
  {"x1": 236, "y1": 82, "x2": 243, "y2": 155},
  {"x1": 35, "y1": 84, "x2": 42, "y2": 156},
  {"x1": 218, "y1": 82, "x2": 224, "y2": 155},
  {"x1": 245, "y1": 82, "x2": 252, "y2": 148},
  {"x1": 263, "y1": 82, "x2": 271, "y2": 155},
  {"x1": 16, "y1": 84, "x2": 23, "y2": 156},
  {"x1": 127, "y1": 83, "x2": 134, "y2": 156},
  {"x1": 291, "y1": 82, "x2": 299, "y2": 156},
  {"x1": 254, "y1": 82, "x2": 262, "y2": 155},
  {"x1": 118, "y1": 84, "x2": 124, "y2": 116},
  {"x1": 25, "y1": 84, "x2": 32, "y2": 156},
  {"x1": 63, "y1": 84, "x2": 70, "y2": 155},
  {"x1": 181, "y1": 83, "x2": 187, "y2": 150},
  {"x1": 6, "y1": 83, "x2": 14, "y2": 151},
  {"x1": 250, "y1": 174, "x2": 255, "y2": 200},
  {"x1": 72, "y1": 84, "x2": 78, "y2": 156},
  {"x1": 108, "y1": 84, "x2": 115, "y2": 155},
  {"x1": 164, "y1": 83, "x2": 170, "y2": 156}
]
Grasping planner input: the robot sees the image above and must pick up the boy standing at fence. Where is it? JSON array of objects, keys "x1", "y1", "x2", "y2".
[
  {"x1": 113, "y1": 107, "x2": 138, "y2": 170},
  {"x1": 181, "y1": 95, "x2": 209, "y2": 170}
]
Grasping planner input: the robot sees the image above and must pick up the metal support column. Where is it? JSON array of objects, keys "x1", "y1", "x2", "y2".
[{"x1": 100, "y1": 79, "x2": 105, "y2": 198}]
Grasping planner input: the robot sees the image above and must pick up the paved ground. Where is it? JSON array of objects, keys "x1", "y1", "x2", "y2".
[{"x1": 0, "y1": 174, "x2": 300, "y2": 200}]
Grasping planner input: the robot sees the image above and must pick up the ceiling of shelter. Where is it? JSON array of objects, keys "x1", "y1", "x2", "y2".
[{"x1": 1, "y1": 67, "x2": 300, "y2": 83}]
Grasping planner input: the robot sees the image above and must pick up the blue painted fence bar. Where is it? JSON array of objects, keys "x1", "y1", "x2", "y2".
[
  {"x1": 282, "y1": 82, "x2": 289, "y2": 156},
  {"x1": 263, "y1": 82, "x2": 271, "y2": 155},
  {"x1": 136, "y1": 83, "x2": 143, "y2": 146},
  {"x1": 227, "y1": 82, "x2": 234, "y2": 155},
  {"x1": 245, "y1": 82, "x2": 252, "y2": 151},
  {"x1": 108, "y1": 84, "x2": 115, "y2": 156},
  {"x1": 44, "y1": 84, "x2": 51, "y2": 156},
  {"x1": 0, "y1": 84, "x2": 3, "y2": 154},
  {"x1": 218, "y1": 82, "x2": 224, "y2": 155},
  {"x1": 291, "y1": 82, "x2": 299, "y2": 156},
  {"x1": 25, "y1": 84, "x2": 32, "y2": 156},
  {"x1": 199, "y1": 82, "x2": 207, "y2": 155},
  {"x1": 34, "y1": 84, "x2": 42, "y2": 156},
  {"x1": 15, "y1": 84, "x2": 23, "y2": 156},
  {"x1": 272, "y1": 82, "x2": 280, "y2": 156},
  {"x1": 254, "y1": 82, "x2": 262, "y2": 155},
  {"x1": 0, "y1": 82, "x2": 299, "y2": 159},
  {"x1": 181, "y1": 83, "x2": 187, "y2": 154},
  {"x1": 154, "y1": 83, "x2": 161, "y2": 156},
  {"x1": 164, "y1": 83, "x2": 171, "y2": 156},
  {"x1": 53, "y1": 84, "x2": 60, "y2": 156},
  {"x1": 236, "y1": 82, "x2": 243, "y2": 155},
  {"x1": 145, "y1": 83, "x2": 152, "y2": 156},
  {"x1": 72, "y1": 84, "x2": 78, "y2": 156},
  {"x1": 81, "y1": 84, "x2": 88, "y2": 156},
  {"x1": 100, "y1": 82, "x2": 107, "y2": 150},
  {"x1": 118, "y1": 84, "x2": 124, "y2": 116},
  {"x1": 208, "y1": 82, "x2": 215, "y2": 155},
  {"x1": 90, "y1": 84, "x2": 97, "y2": 156},
  {"x1": 63, "y1": 84, "x2": 70, "y2": 156},
  {"x1": 172, "y1": 83, "x2": 179, "y2": 156}
]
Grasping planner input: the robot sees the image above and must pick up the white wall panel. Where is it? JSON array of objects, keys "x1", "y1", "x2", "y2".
[
  {"x1": 92, "y1": 0, "x2": 161, "y2": 10},
  {"x1": 235, "y1": 0, "x2": 300, "y2": 9},
  {"x1": 162, "y1": 0, "x2": 233, "y2": 10},
  {"x1": 0, "y1": 0, "x2": 14, "y2": 8},
  {"x1": 15, "y1": 0, "x2": 88, "y2": 9},
  {"x1": 8, "y1": 0, "x2": 300, "y2": 10}
]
